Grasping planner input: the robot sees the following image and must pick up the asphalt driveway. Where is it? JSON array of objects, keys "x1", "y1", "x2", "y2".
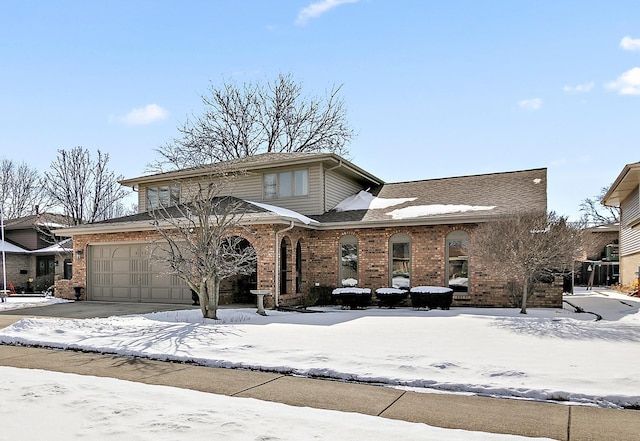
[{"x1": 0, "y1": 301, "x2": 200, "y2": 327}]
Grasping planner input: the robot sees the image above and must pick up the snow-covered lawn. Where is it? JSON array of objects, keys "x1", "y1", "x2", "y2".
[
  {"x1": 0, "y1": 288, "x2": 638, "y2": 439},
  {"x1": 1, "y1": 367, "x2": 554, "y2": 441},
  {"x1": 1, "y1": 288, "x2": 638, "y2": 410},
  {"x1": 0, "y1": 294, "x2": 72, "y2": 311}
]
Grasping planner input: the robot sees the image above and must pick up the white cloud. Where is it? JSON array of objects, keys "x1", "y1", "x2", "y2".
[
  {"x1": 563, "y1": 81, "x2": 594, "y2": 94},
  {"x1": 606, "y1": 67, "x2": 640, "y2": 95},
  {"x1": 112, "y1": 104, "x2": 168, "y2": 125},
  {"x1": 620, "y1": 36, "x2": 640, "y2": 51},
  {"x1": 295, "y1": 0, "x2": 358, "y2": 26},
  {"x1": 518, "y1": 98, "x2": 542, "y2": 110}
]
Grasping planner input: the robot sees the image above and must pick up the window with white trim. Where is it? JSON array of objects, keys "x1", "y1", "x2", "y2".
[
  {"x1": 389, "y1": 233, "x2": 411, "y2": 289},
  {"x1": 146, "y1": 184, "x2": 180, "y2": 210},
  {"x1": 446, "y1": 230, "x2": 470, "y2": 294},
  {"x1": 339, "y1": 235, "x2": 358, "y2": 287},
  {"x1": 264, "y1": 169, "x2": 308, "y2": 199}
]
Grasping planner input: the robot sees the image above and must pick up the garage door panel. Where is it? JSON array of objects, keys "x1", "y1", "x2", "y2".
[
  {"x1": 88, "y1": 244, "x2": 190, "y2": 304},
  {"x1": 112, "y1": 261, "x2": 130, "y2": 272}
]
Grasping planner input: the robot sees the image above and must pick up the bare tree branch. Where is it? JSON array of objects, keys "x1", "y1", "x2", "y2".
[
  {"x1": 579, "y1": 185, "x2": 620, "y2": 225},
  {"x1": 467, "y1": 211, "x2": 586, "y2": 313},
  {"x1": 43, "y1": 147, "x2": 130, "y2": 225},
  {"x1": 0, "y1": 158, "x2": 50, "y2": 219},
  {"x1": 150, "y1": 175, "x2": 258, "y2": 319},
  {"x1": 148, "y1": 73, "x2": 354, "y2": 172}
]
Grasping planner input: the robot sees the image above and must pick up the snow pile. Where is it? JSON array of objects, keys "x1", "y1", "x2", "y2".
[
  {"x1": 0, "y1": 367, "x2": 552, "y2": 441},
  {"x1": 334, "y1": 190, "x2": 416, "y2": 211},
  {"x1": 410, "y1": 286, "x2": 454, "y2": 294},
  {"x1": 387, "y1": 204, "x2": 496, "y2": 220},
  {"x1": 0, "y1": 296, "x2": 72, "y2": 311},
  {"x1": 246, "y1": 200, "x2": 318, "y2": 225}
]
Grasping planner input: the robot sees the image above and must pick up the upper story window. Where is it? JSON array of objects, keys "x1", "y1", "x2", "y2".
[
  {"x1": 146, "y1": 184, "x2": 180, "y2": 210},
  {"x1": 264, "y1": 169, "x2": 308, "y2": 200}
]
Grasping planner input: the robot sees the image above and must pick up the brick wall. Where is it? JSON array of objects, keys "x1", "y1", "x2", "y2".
[
  {"x1": 57, "y1": 222, "x2": 563, "y2": 308},
  {"x1": 56, "y1": 225, "x2": 280, "y2": 301},
  {"x1": 620, "y1": 251, "x2": 640, "y2": 286},
  {"x1": 286, "y1": 224, "x2": 562, "y2": 308},
  {"x1": 2, "y1": 254, "x2": 31, "y2": 290}
]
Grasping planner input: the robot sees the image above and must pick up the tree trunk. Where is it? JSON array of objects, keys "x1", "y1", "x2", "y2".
[
  {"x1": 205, "y1": 278, "x2": 220, "y2": 320},
  {"x1": 199, "y1": 281, "x2": 208, "y2": 318},
  {"x1": 520, "y1": 279, "x2": 529, "y2": 314}
]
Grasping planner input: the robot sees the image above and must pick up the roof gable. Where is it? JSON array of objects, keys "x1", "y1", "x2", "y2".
[
  {"x1": 603, "y1": 162, "x2": 640, "y2": 207},
  {"x1": 120, "y1": 152, "x2": 384, "y2": 188}
]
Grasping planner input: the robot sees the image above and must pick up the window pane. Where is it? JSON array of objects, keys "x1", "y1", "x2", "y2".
[
  {"x1": 158, "y1": 186, "x2": 170, "y2": 207},
  {"x1": 264, "y1": 174, "x2": 277, "y2": 199},
  {"x1": 448, "y1": 235, "x2": 469, "y2": 293},
  {"x1": 147, "y1": 188, "x2": 158, "y2": 210},
  {"x1": 294, "y1": 170, "x2": 308, "y2": 196},
  {"x1": 170, "y1": 184, "x2": 180, "y2": 205},
  {"x1": 391, "y1": 240, "x2": 410, "y2": 289},
  {"x1": 340, "y1": 242, "x2": 358, "y2": 286},
  {"x1": 279, "y1": 172, "x2": 292, "y2": 198}
]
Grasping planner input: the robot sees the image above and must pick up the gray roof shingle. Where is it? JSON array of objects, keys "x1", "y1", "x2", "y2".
[{"x1": 311, "y1": 168, "x2": 547, "y2": 225}]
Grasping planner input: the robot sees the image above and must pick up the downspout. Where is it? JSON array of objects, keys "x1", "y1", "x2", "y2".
[
  {"x1": 323, "y1": 160, "x2": 343, "y2": 212},
  {"x1": 274, "y1": 220, "x2": 295, "y2": 308}
]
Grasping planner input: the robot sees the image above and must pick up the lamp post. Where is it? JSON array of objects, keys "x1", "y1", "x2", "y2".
[{"x1": 1, "y1": 206, "x2": 7, "y2": 301}]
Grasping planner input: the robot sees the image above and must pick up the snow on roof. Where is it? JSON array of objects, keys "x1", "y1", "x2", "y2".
[
  {"x1": 0, "y1": 240, "x2": 29, "y2": 253},
  {"x1": 29, "y1": 240, "x2": 73, "y2": 255},
  {"x1": 246, "y1": 201, "x2": 318, "y2": 225},
  {"x1": 386, "y1": 204, "x2": 496, "y2": 220},
  {"x1": 334, "y1": 190, "x2": 416, "y2": 212}
]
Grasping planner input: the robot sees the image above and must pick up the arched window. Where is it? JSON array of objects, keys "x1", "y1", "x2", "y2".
[
  {"x1": 446, "y1": 230, "x2": 470, "y2": 294},
  {"x1": 296, "y1": 240, "x2": 303, "y2": 293},
  {"x1": 339, "y1": 235, "x2": 358, "y2": 286},
  {"x1": 280, "y1": 238, "x2": 289, "y2": 295},
  {"x1": 389, "y1": 233, "x2": 411, "y2": 289}
]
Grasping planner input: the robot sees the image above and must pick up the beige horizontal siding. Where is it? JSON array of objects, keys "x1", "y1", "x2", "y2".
[
  {"x1": 620, "y1": 186, "x2": 640, "y2": 256},
  {"x1": 324, "y1": 168, "x2": 366, "y2": 212}
]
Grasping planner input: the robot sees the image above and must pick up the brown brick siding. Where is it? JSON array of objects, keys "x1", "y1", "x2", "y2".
[
  {"x1": 2, "y1": 254, "x2": 31, "y2": 290},
  {"x1": 56, "y1": 222, "x2": 563, "y2": 308}
]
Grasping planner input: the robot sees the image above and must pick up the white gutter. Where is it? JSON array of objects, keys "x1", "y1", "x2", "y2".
[{"x1": 273, "y1": 220, "x2": 294, "y2": 308}]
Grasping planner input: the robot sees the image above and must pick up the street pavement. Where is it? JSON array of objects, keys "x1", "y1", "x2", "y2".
[{"x1": 1, "y1": 302, "x2": 638, "y2": 440}]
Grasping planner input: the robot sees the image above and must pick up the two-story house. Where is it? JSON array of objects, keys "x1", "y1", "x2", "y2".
[
  {"x1": 603, "y1": 161, "x2": 640, "y2": 287},
  {"x1": 53, "y1": 152, "x2": 558, "y2": 308},
  {"x1": 1, "y1": 213, "x2": 73, "y2": 292}
]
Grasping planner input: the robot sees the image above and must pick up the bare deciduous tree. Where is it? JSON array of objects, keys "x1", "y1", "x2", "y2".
[
  {"x1": 43, "y1": 147, "x2": 130, "y2": 225},
  {"x1": 467, "y1": 211, "x2": 585, "y2": 314},
  {"x1": 580, "y1": 185, "x2": 620, "y2": 226},
  {"x1": 149, "y1": 73, "x2": 355, "y2": 171},
  {"x1": 0, "y1": 158, "x2": 49, "y2": 219},
  {"x1": 150, "y1": 177, "x2": 258, "y2": 319}
]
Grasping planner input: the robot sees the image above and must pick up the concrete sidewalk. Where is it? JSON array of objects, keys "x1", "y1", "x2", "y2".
[{"x1": 1, "y1": 344, "x2": 638, "y2": 440}]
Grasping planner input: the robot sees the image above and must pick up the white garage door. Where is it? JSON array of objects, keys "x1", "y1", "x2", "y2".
[{"x1": 88, "y1": 244, "x2": 191, "y2": 303}]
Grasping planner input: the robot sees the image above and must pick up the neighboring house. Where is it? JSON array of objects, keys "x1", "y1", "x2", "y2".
[
  {"x1": 603, "y1": 161, "x2": 640, "y2": 286},
  {"x1": 1, "y1": 213, "x2": 73, "y2": 292},
  {"x1": 53, "y1": 152, "x2": 558, "y2": 308},
  {"x1": 574, "y1": 222, "x2": 619, "y2": 287}
]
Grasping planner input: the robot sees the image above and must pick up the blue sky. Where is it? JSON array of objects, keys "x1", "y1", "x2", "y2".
[{"x1": 1, "y1": 0, "x2": 638, "y2": 220}]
